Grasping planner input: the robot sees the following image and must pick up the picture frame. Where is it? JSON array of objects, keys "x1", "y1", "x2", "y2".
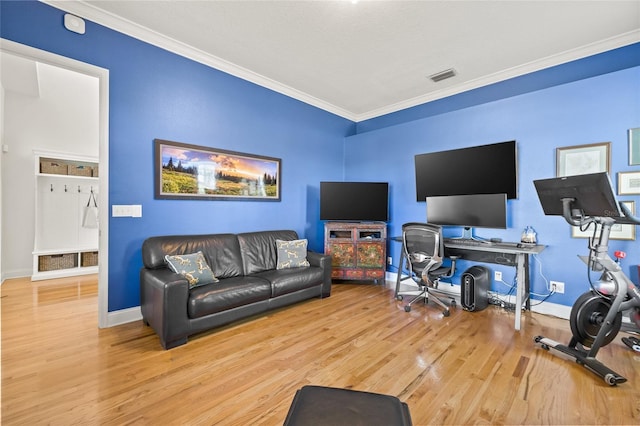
[
  {"x1": 154, "y1": 139, "x2": 281, "y2": 201},
  {"x1": 556, "y1": 142, "x2": 610, "y2": 177},
  {"x1": 571, "y1": 201, "x2": 636, "y2": 240},
  {"x1": 629, "y1": 127, "x2": 640, "y2": 166},
  {"x1": 618, "y1": 171, "x2": 640, "y2": 195}
]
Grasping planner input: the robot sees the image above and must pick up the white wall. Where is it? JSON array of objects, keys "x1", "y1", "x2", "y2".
[
  {"x1": 1, "y1": 57, "x2": 98, "y2": 279},
  {"x1": 1, "y1": 80, "x2": 4, "y2": 282}
]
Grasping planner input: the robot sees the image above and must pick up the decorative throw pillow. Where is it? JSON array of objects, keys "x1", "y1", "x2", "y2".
[
  {"x1": 165, "y1": 251, "x2": 218, "y2": 288},
  {"x1": 276, "y1": 239, "x2": 310, "y2": 270}
]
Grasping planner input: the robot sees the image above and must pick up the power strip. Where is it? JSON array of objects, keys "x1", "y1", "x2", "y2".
[{"x1": 487, "y1": 291, "x2": 516, "y2": 311}]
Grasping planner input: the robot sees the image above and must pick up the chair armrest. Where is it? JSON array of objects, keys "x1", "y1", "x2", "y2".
[
  {"x1": 307, "y1": 251, "x2": 332, "y2": 297},
  {"x1": 445, "y1": 255, "x2": 458, "y2": 278}
]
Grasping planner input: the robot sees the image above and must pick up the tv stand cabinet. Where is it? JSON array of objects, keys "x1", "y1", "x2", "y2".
[{"x1": 324, "y1": 222, "x2": 387, "y2": 283}]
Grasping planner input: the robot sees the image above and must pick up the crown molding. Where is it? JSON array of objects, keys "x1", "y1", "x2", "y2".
[
  {"x1": 42, "y1": 1, "x2": 358, "y2": 120},
  {"x1": 354, "y1": 29, "x2": 640, "y2": 122},
  {"x1": 43, "y1": 1, "x2": 640, "y2": 123}
]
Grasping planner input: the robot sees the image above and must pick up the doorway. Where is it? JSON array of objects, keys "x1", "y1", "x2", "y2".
[{"x1": 0, "y1": 39, "x2": 110, "y2": 327}]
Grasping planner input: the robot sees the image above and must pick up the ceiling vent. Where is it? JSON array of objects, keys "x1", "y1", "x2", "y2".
[{"x1": 429, "y1": 68, "x2": 457, "y2": 83}]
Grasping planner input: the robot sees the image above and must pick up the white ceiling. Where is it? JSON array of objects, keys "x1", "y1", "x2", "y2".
[{"x1": 46, "y1": 1, "x2": 640, "y2": 121}]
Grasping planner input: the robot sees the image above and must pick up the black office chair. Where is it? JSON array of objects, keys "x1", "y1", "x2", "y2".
[{"x1": 397, "y1": 222, "x2": 457, "y2": 316}]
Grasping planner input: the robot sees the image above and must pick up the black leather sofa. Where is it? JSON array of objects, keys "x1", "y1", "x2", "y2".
[{"x1": 140, "y1": 230, "x2": 332, "y2": 349}]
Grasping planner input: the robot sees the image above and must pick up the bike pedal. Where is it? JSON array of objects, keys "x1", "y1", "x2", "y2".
[{"x1": 622, "y1": 336, "x2": 640, "y2": 352}]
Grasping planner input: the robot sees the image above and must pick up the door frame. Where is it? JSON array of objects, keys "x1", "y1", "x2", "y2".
[{"x1": 1, "y1": 38, "x2": 110, "y2": 328}]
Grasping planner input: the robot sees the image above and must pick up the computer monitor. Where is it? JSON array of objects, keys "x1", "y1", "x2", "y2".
[
  {"x1": 426, "y1": 193, "x2": 507, "y2": 239},
  {"x1": 533, "y1": 172, "x2": 621, "y2": 218}
]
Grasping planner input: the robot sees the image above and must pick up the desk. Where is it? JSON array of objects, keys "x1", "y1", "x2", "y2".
[{"x1": 393, "y1": 237, "x2": 545, "y2": 330}]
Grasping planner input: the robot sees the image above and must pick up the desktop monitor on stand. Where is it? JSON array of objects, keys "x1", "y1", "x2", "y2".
[{"x1": 426, "y1": 193, "x2": 507, "y2": 240}]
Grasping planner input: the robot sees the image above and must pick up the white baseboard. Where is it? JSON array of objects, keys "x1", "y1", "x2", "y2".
[
  {"x1": 105, "y1": 306, "x2": 142, "y2": 328},
  {"x1": 385, "y1": 271, "x2": 571, "y2": 320},
  {"x1": 1, "y1": 268, "x2": 32, "y2": 283}
]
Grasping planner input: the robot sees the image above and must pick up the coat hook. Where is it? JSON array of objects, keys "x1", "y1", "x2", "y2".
[
  {"x1": 64, "y1": 184, "x2": 68, "y2": 193},
  {"x1": 50, "y1": 184, "x2": 54, "y2": 192},
  {"x1": 78, "y1": 185, "x2": 81, "y2": 193}
]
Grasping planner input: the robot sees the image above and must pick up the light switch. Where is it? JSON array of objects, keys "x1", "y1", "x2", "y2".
[
  {"x1": 112, "y1": 205, "x2": 129, "y2": 217},
  {"x1": 112, "y1": 204, "x2": 142, "y2": 218}
]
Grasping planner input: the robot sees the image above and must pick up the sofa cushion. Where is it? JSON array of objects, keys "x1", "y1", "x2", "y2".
[
  {"x1": 142, "y1": 234, "x2": 244, "y2": 279},
  {"x1": 238, "y1": 230, "x2": 299, "y2": 275},
  {"x1": 254, "y1": 266, "x2": 324, "y2": 298},
  {"x1": 276, "y1": 239, "x2": 311, "y2": 269},
  {"x1": 165, "y1": 251, "x2": 218, "y2": 288},
  {"x1": 188, "y1": 276, "x2": 271, "y2": 319}
]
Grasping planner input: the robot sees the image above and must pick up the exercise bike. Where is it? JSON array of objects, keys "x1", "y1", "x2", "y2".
[{"x1": 533, "y1": 172, "x2": 640, "y2": 386}]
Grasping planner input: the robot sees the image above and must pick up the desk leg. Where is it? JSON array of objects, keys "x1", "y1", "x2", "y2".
[
  {"x1": 514, "y1": 253, "x2": 529, "y2": 330},
  {"x1": 394, "y1": 251, "x2": 406, "y2": 298}
]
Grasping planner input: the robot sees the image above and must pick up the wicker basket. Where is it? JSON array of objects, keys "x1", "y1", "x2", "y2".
[
  {"x1": 38, "y1": 253, "x2": 78, "y2": 272},
  {"x1": 68, "y1": 165, "x2": 93, "y2": 177},
  {"x1": 40, "y1": 160, "x2": 68, "y2": 176},
  {"x1": 81, "y1": 251, "x2": 98, "y2": 267},
  {"x1": 92, "y1": 166, "x2": 99, "y2": 177}
]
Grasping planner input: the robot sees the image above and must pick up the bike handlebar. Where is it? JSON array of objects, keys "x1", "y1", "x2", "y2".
[
  {"x1": 560, "y1": 198, "x2": 640, "y2": 227},
  {"x1": 618, "y1": 201, "x2": 640, "y2": 225}
]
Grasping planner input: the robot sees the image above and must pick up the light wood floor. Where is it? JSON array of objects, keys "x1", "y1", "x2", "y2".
[{"x1": 2, "y1": 275, "x2": 639, "y2": 425}]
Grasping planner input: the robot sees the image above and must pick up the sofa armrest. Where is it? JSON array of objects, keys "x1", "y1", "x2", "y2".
[
  {"x1": 307, "y1": 251, "x2": 332, "y2": 297},
  {"x1": 140, "y1": 267, "x2": 191, "y2": 349}
]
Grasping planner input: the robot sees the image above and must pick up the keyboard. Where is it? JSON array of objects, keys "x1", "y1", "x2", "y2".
[
  {"x1": 444, "y1": 238, "x2": 492, "y2": 246},
  {"x1": 444, "y1": 238, "x2": 537, "y2": 250}
]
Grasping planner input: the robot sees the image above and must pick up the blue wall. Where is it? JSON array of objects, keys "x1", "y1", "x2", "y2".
[
  {"x1": 346, "y1": 66, "x2": 640, "y2": 306},
  {"x1": 3, "y1": 1, "x2": 639, "y2": 311},
  {"x1": 1, "y1": 1, "x2": 353, "y2": 311}
]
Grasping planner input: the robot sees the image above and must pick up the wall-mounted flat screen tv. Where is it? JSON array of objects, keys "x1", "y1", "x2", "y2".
[
  {"x1": 320, "y1": 182, "x2": 389, "y2": 222},
  {"x1": 415, "y1": 140, "x2": 517, "y2": 201}
]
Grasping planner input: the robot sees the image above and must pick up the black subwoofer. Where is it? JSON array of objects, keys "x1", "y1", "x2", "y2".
[{"x1": 461, "y1": 265, "x2": 489, "y2": 312}]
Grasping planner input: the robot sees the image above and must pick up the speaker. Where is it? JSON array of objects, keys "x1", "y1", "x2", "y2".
[{"x1": 461, "y1": 266, "x2": 490, "y2": 312}]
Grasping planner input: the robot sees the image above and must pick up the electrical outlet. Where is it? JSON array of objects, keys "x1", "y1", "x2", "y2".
[
  {"x1": 551, "y1": 280, "x2": 565, "y2": 294},
  {"x1": 387, "y1": 256, "x2": 393, "y2": 265},
  {"x1": 494, "y1": 271, "x2": 502, "y2": 281}
]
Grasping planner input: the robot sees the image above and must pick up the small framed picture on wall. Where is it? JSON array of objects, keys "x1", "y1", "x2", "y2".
[
  {"x1": 629, "y1": 127, "x2": 640, "y2": 166},
  {"x1": 618, "y1": 171, "x2": 640, "y2": 195},
  {"x1": 556, "y1": 142, "x2": 610, "y2": 177}
]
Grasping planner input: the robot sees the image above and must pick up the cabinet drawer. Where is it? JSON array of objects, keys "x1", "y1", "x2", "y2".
[
  {"x1": 365, "y1": 269, "x2": 385, "y2": 279},
  {"x1": 345, "y1": 269, "x2": 364, "y2": 279},
  {"x1": 331, "y1": 269, "x2": 345, "y2": 279}
]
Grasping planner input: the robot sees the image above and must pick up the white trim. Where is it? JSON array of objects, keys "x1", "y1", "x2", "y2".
[
  {"x1": 1, "y1": 269, "x2": 33, "y2": 282},
  {"x1": 0, "y1": 38, "x2": 111, "y2": 328},
  {"x1": 531, "y1": 301, "x2": 571, "y2": 321},
  {"x1": 42, "y1": 0, "x2": 354, "y2": 120},
  {"x1": 41, "y1": 2, "x2": 640, "y2": 122},
  {"x1": 107, "y1": 306, "x2": 142, "y2": 327},
  {"x1": 359, "y1": 29, "x2": 640, "y2": 122},
  {"x1": 385, "y1": 271, "x2": 571, "y2": 321}
]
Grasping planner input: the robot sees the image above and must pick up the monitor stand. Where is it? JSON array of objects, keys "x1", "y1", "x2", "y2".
[{"x1": 451, "y1": 227, "x2": 489, "y2": 242}]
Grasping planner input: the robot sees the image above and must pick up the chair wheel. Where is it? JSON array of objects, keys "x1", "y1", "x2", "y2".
[
  {"x1": 396, "y1": 295, "x2": 403, "y2": 301},
  {"x1": 450, "y1": 300, "x2": 456, "y2": 307},
  {"x1": 443, "y1": 310, "x2": 450, "y2": 317},
  {"x1": 404, "y1": 305, "x2": 411, "y2": 312}
]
